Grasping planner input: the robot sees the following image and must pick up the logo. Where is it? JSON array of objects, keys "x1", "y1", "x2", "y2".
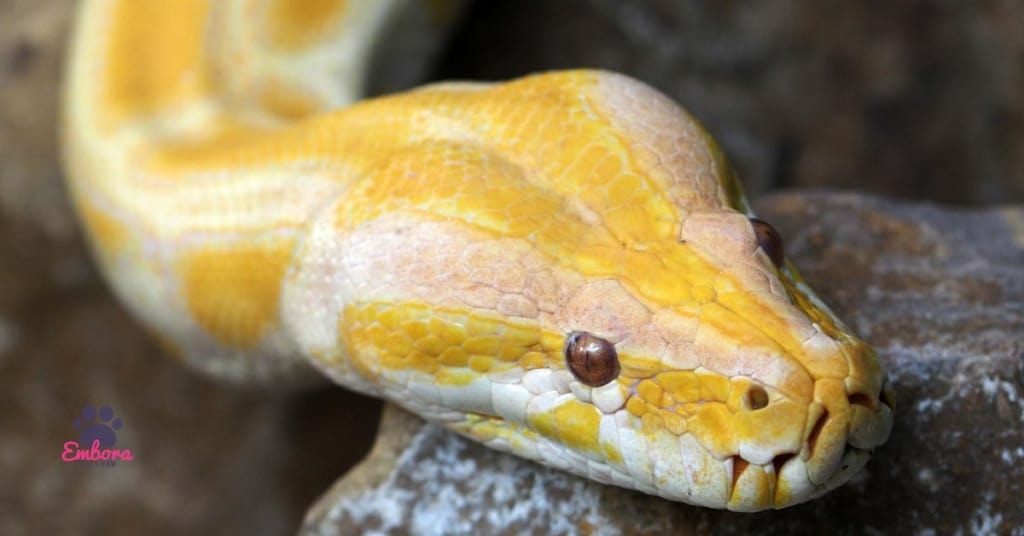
[{"x1": 61, "y1": 404, "x2": 134, "y2": 466}]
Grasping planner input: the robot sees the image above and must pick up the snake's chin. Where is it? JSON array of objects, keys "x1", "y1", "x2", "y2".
[{"x1": 814, "y1": 446, "x2": 874, "y2": 502}]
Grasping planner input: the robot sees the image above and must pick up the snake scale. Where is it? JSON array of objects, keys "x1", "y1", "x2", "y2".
[{"x1": 62, "y1": 0, "x2": 893, "y2": 511}]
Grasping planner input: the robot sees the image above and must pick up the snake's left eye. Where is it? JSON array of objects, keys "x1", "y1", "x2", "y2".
[
  {"x1": 564, "y1": 332, "x2": 620, "y2": 387},
  {"x1": 750, "y1": 218, "x2": 785, "y2": 268}
]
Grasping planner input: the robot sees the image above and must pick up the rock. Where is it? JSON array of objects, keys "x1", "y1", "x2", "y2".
[{"x1": 302, "y1": 193, "x2": 1024, "y2": 535}]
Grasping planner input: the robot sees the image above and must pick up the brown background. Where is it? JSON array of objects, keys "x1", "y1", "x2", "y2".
[{"x1": 1, "y1": 1, "x2": 1022, "y2": 534}]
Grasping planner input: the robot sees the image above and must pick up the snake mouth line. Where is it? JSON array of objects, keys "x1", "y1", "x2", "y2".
[{"x1": 728, "y1": 444, "x2": 870, "y2": 509}]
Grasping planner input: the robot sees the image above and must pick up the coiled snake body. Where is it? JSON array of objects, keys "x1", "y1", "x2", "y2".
[{"x1": 62, "y1": 0, "x2": 893, "y2": 511}]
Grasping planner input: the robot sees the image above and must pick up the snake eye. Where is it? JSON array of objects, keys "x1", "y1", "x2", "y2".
[
  {"x1": 564, "y1": 332, "x2": 620, "y2": 387},
  {"x1": 750, "y1": 218, "x2": 785, "y2": 268}
]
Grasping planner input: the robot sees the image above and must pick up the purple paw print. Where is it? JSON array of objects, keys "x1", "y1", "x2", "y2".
[{"x1": 73, "y1": 405, "x2": 122, "y2": 448}]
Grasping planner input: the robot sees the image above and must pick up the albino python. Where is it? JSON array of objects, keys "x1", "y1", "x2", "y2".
[{"x1": 62, "y1": 0, "x2": 894, "y2": 511}]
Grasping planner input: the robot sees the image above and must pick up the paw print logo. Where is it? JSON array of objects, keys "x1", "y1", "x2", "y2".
[{"x1": 73, "y1": 405, "x2": 123, "y2": 448}]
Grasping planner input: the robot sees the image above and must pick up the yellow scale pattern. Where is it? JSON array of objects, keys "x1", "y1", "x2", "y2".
[
  {"x1": 340, "y1": 301, "x2": 556, "y2": 387},
  {"x1": 339, "y1": 301, "x2": 617, "y2": 457},
  {"x1": 338, "y1": 299, "x2": 806, "y2": 469}
]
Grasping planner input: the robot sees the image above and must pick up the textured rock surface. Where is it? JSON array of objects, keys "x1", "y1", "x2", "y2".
[
  {"x1": 303, "y1": 193, "x2": 1024, "y2": 535},
  {"x1": 3, "y1": 0, "x2": 1023, "y2": 534}
]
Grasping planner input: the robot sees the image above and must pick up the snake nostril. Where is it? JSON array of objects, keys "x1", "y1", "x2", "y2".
[
  {"x1": 807, "y1": 409, "x2": 829, "y2": 458},
  {"x1": 746, "y1": 385, "x2": 769, "y2": 410}
]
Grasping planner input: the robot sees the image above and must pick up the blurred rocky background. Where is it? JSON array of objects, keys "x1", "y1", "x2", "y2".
[{"x1": 1, "y1": 0, "x2": 1022, "y2": 534}]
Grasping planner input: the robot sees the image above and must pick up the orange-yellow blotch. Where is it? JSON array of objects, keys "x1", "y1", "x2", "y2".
[
  {"x1": 497, "y1": 345, "x2": 525, "y2": 362},
  {"x1": 341, "y1": 302, "x2": 560, "y2": 384},
  {"x1": 401, "y1": 318, "x2": 430, "y2": 341},
  {"x1": 527, "y1": 407, "x2": 556, "y2": 439},
  {"x1": 663, "y1": 412, "x2": 687, "y2": 435},
  {"x1": 553, "y1": 399, "x2": 601, "y2": 453},
  {"x1": 619, "y1": 357, "x2": 660, "y2": 379},
  {"x1": 605, "y1": 205, "x2": 674, "y2": 243},
  {"x1": 501, "y1": 325, "x2": 541, "y2": 346},
  {"x1": 656, "y1": 371, "x2": 700, "y2": 403},
  {"x1": 601, "y1": 441, "x2": 624, "y2": 464},
  {"x1": 637, "y1": 379, "x2": 664, "y2": 406},
  {"x1": 463, "y1": 416, "x2": 500, "y2": 442},
  {"x1": 463, "y1": 335, "x2": 502, "y2": 355},
  {"x1": 715, "y1": 290, "x2": 802, "y2": 356},
  {"x1": 729, "y1": 462, "x2": 775, "y2": 512},
  {"x1": 430, "y1": 316, "x2": 466, "y2": 345},
  {"x1": 688, "y1": 403, "x2": 738, "y2": 458},
  {"x1": 467, "y1": 355, "x2": 494, "y2": 373},
  {"x1": 376, "y1": 332, "x2": 414, "y2": 371},
  {"x1": 726, "y1": 376, "x2": 756, "y2": 412},
  {"x1": 626, "y1": 397, "x2": 648, "y2": 418},
  {"x1": 520, "y1": 351, "x2": 548, "y2": 369},
  {"x1": 539, "y1": 332, "x2": 565, "y2": 353},
  {"x1": 809, "y1": 379, "x2": 853, "y2": 458},
  {"x1": 697, "y1": 368, "x2": 731, "y2": 402},
  {"x1": 605, "y1": 173, "x2": 642, "y2": 203},
  {"x1": 76, "y1": 197, "x2": 131, "y2": 256},
  {"x1": 697, "y1": 302, "x2": 785, "y2": 358},
  {"x1": 180, "y1": 239, "x2": 293, "y2": 349},
  {"x1": 734, "y1": 398, "x2": 805, "y2": 453},
  {"x1": 692, "y1": 285, "x2": 716, "y2": 304},
  {"x1": 640, "y1": 412, "x2": 662, "y2": 432},
  {"x1": 413, "y1": 334, "x2": 447, "y2": 356},
  {"x1": 845, "y1": 345, "x2": 885, "y2": 403},
  {"x1": 435, "y1": 367, "x2": 475, "y2": 386},
  {"x1": 258, "y1": 82, "x2": 318, "y2": 120},
  {"x1": 102, "y1": 0, "x2": 212, "y2": 126},
  {"x1": 406, "y1": 350, "x2": 439, "y2": 375},
  {"x1": 621, "y1": 251, "x2": 692, "y2": 305},
  {"x1": 465, "y1": 313, "x2": 500, "y2": 338},
  {"x1": 332, "y1": 141, "x2": 591, "y2": 246},
  {"x1": 785, "y1": 278, "x2": 848, "y2": 346},
  {"x1": 363, "y1": 323, "x2": 387, "y2": 348},
  {"x1": 377, "y1": 306, "x2": 400, "y2": 330},
  {"x1": 438, "y1": 346, "x2": 468, "y2": 367},
  {"x1": 266, "y1": 0, "x2": 348, "y2": 51}
]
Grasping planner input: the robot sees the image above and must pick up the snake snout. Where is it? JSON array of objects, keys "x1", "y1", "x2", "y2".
[{"x1": 793, "y1": 375, "x2": 894, "y2": 504}]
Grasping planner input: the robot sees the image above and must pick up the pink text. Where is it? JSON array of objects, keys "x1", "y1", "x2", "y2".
[{"x1": 61, "y1": 440, "x2": 134, "y2": 462}]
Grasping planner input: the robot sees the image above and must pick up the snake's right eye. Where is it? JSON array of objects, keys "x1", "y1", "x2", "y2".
[
  {"x1": 564, "y1": 332, "x2": 620, "y2": 387},
  {"x1": 750, "y1": 218, "x2": 785, "y2": 268}
]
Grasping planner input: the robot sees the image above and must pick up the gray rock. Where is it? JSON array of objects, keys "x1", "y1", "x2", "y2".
[{"x1": 302, "y1": 193, "x2": 1024, "y2": 535}]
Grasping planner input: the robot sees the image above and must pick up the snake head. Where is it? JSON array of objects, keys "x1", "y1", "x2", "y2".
[
  {"x1": 530, "y1": 209, "x2": 896, "y2": 511},
  {"x1": 306, "y1": 204, "x2": 894, "y2": 511},
  {"x1": 284, "y1": 71, "x2": 893, "y2": 511}
]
